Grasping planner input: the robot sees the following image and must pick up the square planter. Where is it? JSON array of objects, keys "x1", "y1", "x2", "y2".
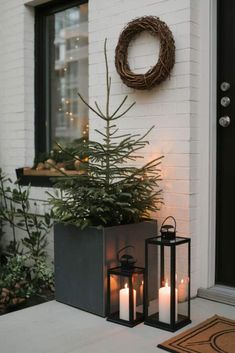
[{"x1": 54, "y1": 220, "x2": 157, "y2": 317}]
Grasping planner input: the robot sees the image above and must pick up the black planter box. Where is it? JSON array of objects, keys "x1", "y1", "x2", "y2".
[{"x1": 54, "y1": 220, "x2": 157, "y2": 317}]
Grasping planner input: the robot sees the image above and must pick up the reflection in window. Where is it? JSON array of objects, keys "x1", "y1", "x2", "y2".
[{"x1": 49, "y1": 3, "x2": 88, "y2": 150}]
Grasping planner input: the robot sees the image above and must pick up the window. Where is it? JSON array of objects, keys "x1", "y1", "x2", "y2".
[{"x1": 35, "y1": 0, "x2": 88, "y2": 155}]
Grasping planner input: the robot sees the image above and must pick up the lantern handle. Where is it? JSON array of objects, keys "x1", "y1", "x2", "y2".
[
  {"x1": 117, "y1": 245, "x2": 135, "y2": 262},
  {"x1": 160, "y1": 216, "x2": 177, "y2": 232}
]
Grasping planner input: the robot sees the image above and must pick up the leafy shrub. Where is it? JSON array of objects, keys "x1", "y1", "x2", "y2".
[
  {"x1": 0, "y1": 170, "x2": 54, "y2": 312},
  {"x1": 0, "y1": 255, "x2": 34, "y2": 311}
]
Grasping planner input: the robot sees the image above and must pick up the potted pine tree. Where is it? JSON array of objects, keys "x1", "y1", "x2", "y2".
[{"x1": 49, "y1": 40, "x2": 163, "y2": 317}]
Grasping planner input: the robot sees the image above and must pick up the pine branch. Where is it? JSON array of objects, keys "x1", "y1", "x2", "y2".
[
  {"x1": 78, "y1": 92, "x2": 106, "y2": 120},
  {"x1": 110, "y1": 95, "x2": 128, "y2": 118},
  {"x1": 94, "y1": 101, "x2": 105, "y2": 118},
  {"x1": 104, "y1": 38, "x2": 110, "y2": 120},
  {"x1": 109, "y1": 128, "x2": 119, "y2": 136},
  {"x1": 112, "y1": 102, "x2": 136, "y2": 120},
  {"x1": 94, "y1": 129, "x2": 107, "y2": 138}
]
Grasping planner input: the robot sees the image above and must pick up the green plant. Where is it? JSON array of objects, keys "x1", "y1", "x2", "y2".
[
  {"x1": 0, "y1": 170, "x2": 53, "y2": 258},
  {"x1": 34, "y1": 137, "x2": 88, "y2": 170},
  {"x1": 0, "y1": 219, "x2": 8, "y2": 271},
  {"x1": 0, "y1": 172, "x2": 19, "y2": 254},
  {"x1": 0, "y1": 255, "x2": 54, "y2": 313},
  {"x1": 0, "y1": 255, "x2": 35, "y2": 311},
  {"x1": 0, "y1": 170, "x2": 54, "y2": 309},
  {"x1": 0, "y1": 219, "x2": 4, "y2": 258},
  {"x1": 30, "y1": 259, "x2": 54, "y2": 293},
  {"x1": 48, "y1": 40, "x2": 163, "y2": 229}
]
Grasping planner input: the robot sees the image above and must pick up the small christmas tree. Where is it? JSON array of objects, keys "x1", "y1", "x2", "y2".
[{"x1": 48, "y1": 40, "x2": 163, "y2": 229}]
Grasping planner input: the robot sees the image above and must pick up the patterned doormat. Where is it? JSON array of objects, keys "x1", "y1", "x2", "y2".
[{"x1": 158, "y1": 315, "x2": 235, "y2": 353}]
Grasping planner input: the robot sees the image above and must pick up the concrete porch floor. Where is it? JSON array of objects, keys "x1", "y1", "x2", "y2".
[{"x1": 0, "y1": 298, "x2": 235, "y2": 353}]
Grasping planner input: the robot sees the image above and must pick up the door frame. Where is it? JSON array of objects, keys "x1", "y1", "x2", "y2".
[{"x1": 198, "y1": 0, "x2": 217, "y2": 289}]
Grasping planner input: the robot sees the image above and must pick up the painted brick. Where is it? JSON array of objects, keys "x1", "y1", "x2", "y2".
[{"x1": 0, "y1": 0, "x2": 203, "y2": 291}]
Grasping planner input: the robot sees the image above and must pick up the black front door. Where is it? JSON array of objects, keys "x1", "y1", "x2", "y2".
[{"x1": 216, "y1": 0, "x2": 235, "y2": 287}]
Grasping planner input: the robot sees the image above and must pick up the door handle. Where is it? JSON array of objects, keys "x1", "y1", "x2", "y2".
[
  {"x1": 219, "y1": 116, "x2": 230, "y2": 127},
  {"x1": 220, "y1": 96, "x2": 230, "y2": 107},
  {"x1": 220, "y1": 82, "x2": 230, "y2": 92}
]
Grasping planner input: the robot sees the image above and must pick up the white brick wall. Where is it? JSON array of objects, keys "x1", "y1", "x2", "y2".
[
  {"x1": 89, "y1": 0, "x2": 200, "y2": 295},
  {"x1": 0, "y1": 0, "x2": 213, "y2": 296},
  {"x1": 0, "y1": 0, "x2": 35, "y2": 176}
]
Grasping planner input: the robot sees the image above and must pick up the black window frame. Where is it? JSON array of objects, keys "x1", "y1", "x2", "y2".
[{"x1": 35, "y1": 0, "x2": 88, "y2": 156}]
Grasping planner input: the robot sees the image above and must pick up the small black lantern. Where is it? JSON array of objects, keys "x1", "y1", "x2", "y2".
[
  {"x1": 107, "y1": 246, "x2": 145, "y2": 327},
  {"x1": 144, "y1": 217, "x2": 191, "y2": 332}
]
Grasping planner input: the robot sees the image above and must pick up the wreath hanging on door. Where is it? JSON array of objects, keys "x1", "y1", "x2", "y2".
[{"x1": 115, "y1": 16, "x2": 175, "y2": 90}]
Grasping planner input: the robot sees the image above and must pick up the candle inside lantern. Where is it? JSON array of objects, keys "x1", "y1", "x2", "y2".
[
  {"x1": 119, "y1": 283, "x2": 136, "y2": 321},
  {"x1": 140, "y1": 280, "x2": 144, "y2": 302},
  {"x1": 178, "y1": 278, "x2": 188, "y2": 303},
  {"x1": 159, "y1": 280, "x2": 178, "y2": 324}
]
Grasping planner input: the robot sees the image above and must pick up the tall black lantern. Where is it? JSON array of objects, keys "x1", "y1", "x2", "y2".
[
  {"x1": 144, "y1": 217, "x2": 191, "y2": 332},
  {"x1": 107, "y1": 246, "x2": 145, "y2": 327}
]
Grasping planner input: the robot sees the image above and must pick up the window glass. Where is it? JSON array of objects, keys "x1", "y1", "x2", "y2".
[{"x1": 47, "y1": 3, "x2": 88, "y2": 150}]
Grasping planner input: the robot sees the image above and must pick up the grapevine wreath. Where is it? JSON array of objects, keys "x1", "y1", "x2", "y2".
[{"x1": 115, "y1": 16, "x2": 175, "y2": 90}]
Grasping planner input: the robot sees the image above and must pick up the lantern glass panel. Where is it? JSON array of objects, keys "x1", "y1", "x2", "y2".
[
  {"x1": 146, "y1": 242, "x2": 158, "y2": 317},
  {"x1": 176, "y1": 242, "x2": 190, "y2": 319},
  {"x1": 146, "y1": 242, "x2": 176, "y2": 324},
  {"x1": 108, "y1": 268, "x2": 144, "y2": 325}
]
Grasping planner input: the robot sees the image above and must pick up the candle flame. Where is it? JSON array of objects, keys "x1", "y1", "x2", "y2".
[
  {"x1": 141, "y1": 280, "x2": 144, "y2": 285},
  {"x1": 124, "y1": 283, "x2": 128, "y2": 289},
  {"x1": 181, "y1": 279, "x2": 184, "y2": 284},
  {"x1": 165, "y1": 280, "x2": 169, "y2": 287}
]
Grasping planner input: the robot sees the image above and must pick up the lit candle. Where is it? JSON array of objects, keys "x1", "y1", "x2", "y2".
[
  {"x1": 119, "y1": 283, "x2": 136, "y2": 321},
  {"x1": 159, "y1": 281, "x2": 178, "y2": 324},
  {"x1": 140, "y1": 280, "x2": 144, "y2": 302},
  {"x1": 178, "y1": 278, "x2": 188, "y2": 303}
]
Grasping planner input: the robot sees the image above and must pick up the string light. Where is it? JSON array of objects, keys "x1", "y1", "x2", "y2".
[{"x1": 57, "y1": 47, "x2": 89, "y2": 140}]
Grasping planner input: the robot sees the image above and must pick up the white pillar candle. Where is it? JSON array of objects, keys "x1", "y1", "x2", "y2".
[
  {"x1": 119, "y1": 283, "x2": 136, "y2": 321},
  {"x1": 159, "y1": 281, "x2": 178, "y2": 324},
  {"x1": 178, "y1": 278, "x2": 188, "y2": 302}
]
